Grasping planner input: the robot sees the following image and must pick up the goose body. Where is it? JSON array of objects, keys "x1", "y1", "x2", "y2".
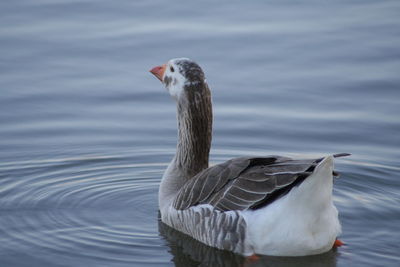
[{"x1": 150, "y1": 58, "x2": 347, "y2": 256}]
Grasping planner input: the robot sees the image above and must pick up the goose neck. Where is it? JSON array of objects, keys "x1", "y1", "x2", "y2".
[{"x1": 175, "y1": 83, "x2": 213, "y2": 179}]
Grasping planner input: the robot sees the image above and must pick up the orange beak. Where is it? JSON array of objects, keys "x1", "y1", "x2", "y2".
[{"x1": 149, "y1": 64, "x2": 166, "y2": 82}]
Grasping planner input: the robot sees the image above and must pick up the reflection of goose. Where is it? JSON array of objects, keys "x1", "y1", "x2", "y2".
[
  {"x1": 150, "y1": 58, "x2": 349, "y2": 256},
  {"x1": 158, "y1": 214, "x2": 244, "y2": 267},
  {"x1": 158, "y1": 215, "x2": 338, "y2": 267}
]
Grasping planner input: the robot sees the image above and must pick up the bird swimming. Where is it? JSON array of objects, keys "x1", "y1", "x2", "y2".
[{"x1": 150, "y1": 58, "x2": 348, "y2": 256}]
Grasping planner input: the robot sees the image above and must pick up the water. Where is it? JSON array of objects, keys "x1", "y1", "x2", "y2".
[{"x1": 1, "y1": 0, "x2": 399, "y2": 266}]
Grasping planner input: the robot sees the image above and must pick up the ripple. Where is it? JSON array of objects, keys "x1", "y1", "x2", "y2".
[
  {"x1": 0, "y1": 154, "x2": 165, "y2": 208},
  {"x1": 1, "y1": 149, "x2": 400, "y2": 266},
  {"x1": 0, "y1": 152, "x2": 169, "y2": 266}
]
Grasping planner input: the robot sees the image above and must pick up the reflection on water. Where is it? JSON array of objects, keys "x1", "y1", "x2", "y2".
[
  {"x1": 159, "y1": 215, "x2": 245, "y2": 267},
  {"x1": 158, "y1": 215, "x2": 338, "y2": 267}
]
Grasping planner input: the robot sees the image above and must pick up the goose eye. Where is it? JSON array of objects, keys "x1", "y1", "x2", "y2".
[{"x1": 170, "y1": 66, "x2": 175, "y2": 72}]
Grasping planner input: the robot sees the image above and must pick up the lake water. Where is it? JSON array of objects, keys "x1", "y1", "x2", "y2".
[{"x1": 1, "y1": 0, "x2": 399, "y2": 266}]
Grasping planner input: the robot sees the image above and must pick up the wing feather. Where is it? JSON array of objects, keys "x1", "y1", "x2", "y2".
[{"x1": 172, "y1": 155, "x2": 342, "y2": 211}]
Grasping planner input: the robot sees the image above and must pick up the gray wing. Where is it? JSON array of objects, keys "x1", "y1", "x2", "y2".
[{"x1": 173, "y1": 154, "x2": 348, "y2": 211}]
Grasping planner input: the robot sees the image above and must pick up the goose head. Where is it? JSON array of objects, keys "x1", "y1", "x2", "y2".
[
  {"x1": 149, "y1": 58, "x2": 212, "y2": 177},
  {"x1": 150, "y1": 58, "x2": 206, "y2": 100}
]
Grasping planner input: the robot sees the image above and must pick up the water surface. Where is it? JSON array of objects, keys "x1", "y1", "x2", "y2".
[{"x1": 1, "y1": 1, "x2": 400, "y2": 266}]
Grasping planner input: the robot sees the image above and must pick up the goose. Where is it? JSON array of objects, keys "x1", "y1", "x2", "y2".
[{"x1": 149, "y1": 58, "x2": 348, "y2": 256}]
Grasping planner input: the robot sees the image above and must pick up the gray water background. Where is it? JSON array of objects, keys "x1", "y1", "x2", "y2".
[{"x1": 1, "y1": 0, "x2": 399, "y2": 266}]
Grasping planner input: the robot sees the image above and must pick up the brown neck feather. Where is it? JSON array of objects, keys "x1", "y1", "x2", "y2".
[{"x1": 175, "y1": 82, "x2": 212, "y2": 179}]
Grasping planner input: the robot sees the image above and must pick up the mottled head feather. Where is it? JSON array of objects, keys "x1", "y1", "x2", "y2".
[{"x1": 163, "y1": 58, "x2": 206, "y2": 99}]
